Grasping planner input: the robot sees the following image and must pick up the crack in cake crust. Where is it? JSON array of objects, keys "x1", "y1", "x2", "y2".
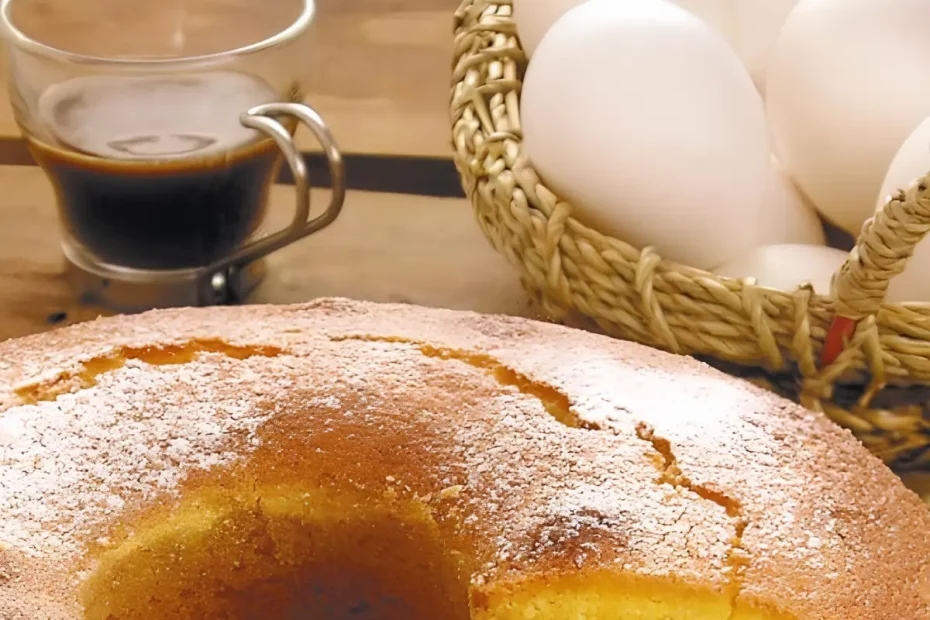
[
  {"x1": 333, "y1": 333, "x2": 753, "y2": 617},
  {"x1": 329, "y1": 334, "x2": 590, "y2": 429},
  {"x1": 12, "y1": 340, "x2": 285, "y2": 406},
  {"x1": 635, "y1": 423, "x2": 750, "y2": 619}
]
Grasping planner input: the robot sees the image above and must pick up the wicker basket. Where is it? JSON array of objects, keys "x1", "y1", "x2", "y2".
[{"x1": 450, "y1": 0, "x2": 930, "y2": 474}]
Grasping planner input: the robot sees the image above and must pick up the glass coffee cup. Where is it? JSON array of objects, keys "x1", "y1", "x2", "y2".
[{"x1": 0, "y1": 0, "x2": 345, "y2": 311}]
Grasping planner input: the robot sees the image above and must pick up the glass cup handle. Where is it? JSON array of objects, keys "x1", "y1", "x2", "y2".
[{"x1": 204, "y1": 101, "x2": 346, "y2": 283}]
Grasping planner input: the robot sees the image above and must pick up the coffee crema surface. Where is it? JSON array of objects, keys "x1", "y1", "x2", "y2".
[{"x1": 27, "y1": 71, "x2": 286, "y2": 270}]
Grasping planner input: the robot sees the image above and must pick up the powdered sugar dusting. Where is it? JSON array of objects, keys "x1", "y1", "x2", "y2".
[
  {"x1": 1, "y1": 299, "x2": 927, "y2": 620},
  {"x1": 0, "y1": 355, "x2": 298, "y2": 557}
]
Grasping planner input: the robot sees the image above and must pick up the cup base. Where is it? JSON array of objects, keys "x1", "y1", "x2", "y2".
[{"x1": 63, "y1": 241, "x2": 266, "y2": 314}]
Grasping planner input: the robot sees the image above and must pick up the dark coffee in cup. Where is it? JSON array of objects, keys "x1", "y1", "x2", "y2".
[{"x1": 26, "y1": 71, "x2": 288, "y2": 270}]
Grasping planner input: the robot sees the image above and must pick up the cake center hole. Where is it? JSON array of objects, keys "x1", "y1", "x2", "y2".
[{"x1": 81, "y1": 492, "x2": 470, "y2": 619}]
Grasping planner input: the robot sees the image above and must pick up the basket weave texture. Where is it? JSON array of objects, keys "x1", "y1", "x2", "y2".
[{"x1": 450, "y1": 0, "x2": 930, "y2": 470}]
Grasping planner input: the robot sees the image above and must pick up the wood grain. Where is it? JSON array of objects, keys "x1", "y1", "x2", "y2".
[
  {"x1": 0, "y1": 0, "x2": 458, "y2": 158},
  {"x1": 301, "y1": 0, "x2": 458, "y2": 157},
  {"x1": 0, "y1": 165, "x2": 531, "y2": 341}
]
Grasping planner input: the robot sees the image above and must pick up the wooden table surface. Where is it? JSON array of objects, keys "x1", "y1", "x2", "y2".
[{"x1": 0, "y1": 166, "x2": 532, "y2": 341}]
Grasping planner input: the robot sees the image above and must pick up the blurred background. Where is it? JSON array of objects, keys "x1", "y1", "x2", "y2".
[{"x1": 0, "y1": 0, "x2": 465, "y2": 195}]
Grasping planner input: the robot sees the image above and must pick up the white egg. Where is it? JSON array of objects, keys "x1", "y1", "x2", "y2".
[
  {"x1": 877, "y1": 118, "x2": 930, "y2": 210},
  {"x1": 513, "y1": 0, "x2": 586, "y2": 58},
  {"x1": 521, "y1": 0, "x2": 771, "y2": 269},
  {"x1": 514, "y1": 0, "x2": 798, "y2": 94},
  {"x1": 677, "y1": 0, "x2": 800, "y2": 95},
  {"x1": 673, "y1": 0, "x2": 734, "y2": 42},
  {"x1": 729, "y1": 0, "x2": 799, "y2": 96},
  {"x1": 766, "y1": 0, "x2": 930, "y2": 236},
  {"x1": 514, "y1": 0, "x2": 735, "y2": 59},
  {"x1": 875, "y1": 118, "x2": 930, "y2": 303},
  {"x1": 759, "y1": 156, "x2": 826, "y2": 246},
  {"x1": 713, "y1": 244, "x2": 848, "y2": 295}
]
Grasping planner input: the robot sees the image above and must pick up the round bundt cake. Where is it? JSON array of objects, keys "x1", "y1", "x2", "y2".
[{"x1": 0, "y1": 298, "x2": 927, "y2": 619}]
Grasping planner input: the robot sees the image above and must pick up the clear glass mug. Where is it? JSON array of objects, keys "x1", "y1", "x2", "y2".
[{"x1": 0, "y1": 0, "x2": 345, "y2": 308}]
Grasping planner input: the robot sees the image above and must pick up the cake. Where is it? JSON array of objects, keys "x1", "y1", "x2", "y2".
[{"x1": 0, "y1": 298, "x2": 927, "y2": 619}]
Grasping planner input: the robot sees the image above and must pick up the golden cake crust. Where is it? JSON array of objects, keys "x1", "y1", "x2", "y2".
[{"x1": 0, "y1": 298, "x2": 928, "y2": 619}]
